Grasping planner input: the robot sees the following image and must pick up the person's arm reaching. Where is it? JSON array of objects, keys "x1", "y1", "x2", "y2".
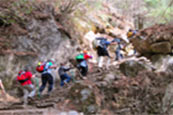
[
  {"x1": 63, "y1": 67, "x2": 71, "y2": 72},
  {"x1": 49, "y1": 65, "x2": 57, "y2": 69}
]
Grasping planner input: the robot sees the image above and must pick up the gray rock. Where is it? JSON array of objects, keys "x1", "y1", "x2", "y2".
[
  {"x1": 119, "y1": 60, "x2": 152, "y2": 77},
  {"x1": 96, "y1": 81, "x2": 108, "y2": 87},
  {"x1": 80, "y1": 89, "x2": 92, "y2": 102},
  {"x1": 69, "y1": 83, "x2": 98, "y2": 114},
  {"x1": 162, "y1": 83, "x2": 173, "y2": 114},
  {"x1": 104, "y1": 73, "x2": 115, "y2": 84},
  {"x1": 87, "y1": 105, "x2": 97, "y2": 114},
  {"x1": 151, "y1": 54, "x2": 173, "y2": 72}
]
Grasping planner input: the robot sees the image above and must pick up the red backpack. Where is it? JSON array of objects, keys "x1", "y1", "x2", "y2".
[
  {"x1": 17, "y1": 71, "x2": 28, "y2": 84},
  {"x1": 36, "y1": 63, "x2": 45, "y2": 73}
]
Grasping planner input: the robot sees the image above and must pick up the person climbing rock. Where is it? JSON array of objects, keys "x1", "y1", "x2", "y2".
[
  {"x1": 127, "y1": 29, "x2": 138, "y2": 55},
  {"x1": 95, "y1": 37, "x2": 112, "y2": 68},
  {"x1": 127, "y1": 29, "x2": 138, "y2": 39},
  {"x1": 112, "y1": 38, "x2": 123, "y2": 61},
  {"x1": 38, "y1": 59, "x2": 57, "y2": 96},
  {"x1": 76, "y1": 50, "x2": 92, "y2": 78},
  {"x1": 17, "y1": 66, "x2": 36, "y2": 105},
  {"x1": 58, "y1": 62, "x2": 72, "y2": 87}
]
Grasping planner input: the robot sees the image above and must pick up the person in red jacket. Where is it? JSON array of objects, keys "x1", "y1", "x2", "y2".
[
  {"x1": 17, "y1": 66, "x2": 36, "y2": 105},
  {"x1": 83, "y1": 50, "x2": 92, "y2": 60},
  {"x1": 77, "y1": 50, "x2": 92, "y2": 78}
]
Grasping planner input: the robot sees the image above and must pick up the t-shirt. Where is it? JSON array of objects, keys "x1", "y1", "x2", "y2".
[
  {"x1": 42, "y1": 61, "x2": 53, "y2": 74},
  {"x1": 80, "y1": 60, "x2": 87, "y2": 67},
  {"x1": 58, "y1": 66, "x2": 70, "y2": 76}
]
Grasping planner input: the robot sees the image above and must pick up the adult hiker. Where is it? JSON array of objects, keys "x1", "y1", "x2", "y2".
[
  {"x1": 58, "y1": 62, "x2": 72, "y2": 87},
  {"x1": 127, "y1": 29, "x2": 137, "y2": 39},
  {"x1": 94, "y1": 36, "x2": 112, "y2": 68},
  {"x1": 17, "y1": 66, "x2": 36, "y2": 105},
  {"x1": 38, "y1": 59, "x2": 57, "y2": 96},
  {"x1": 76, "y1": 50, "x2": 92, "y2": 78},
  {"x1": 112, "y1": 38, "x2": 124, "y2": 61},
  {"x1": 127, "y1": 29, "x2": 138, "y2": 55}
]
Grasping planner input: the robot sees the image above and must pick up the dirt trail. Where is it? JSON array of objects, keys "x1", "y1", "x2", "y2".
[
  {"x1": 0, "y1": 59, "x2": 137, "y2": 111},
  {"x1": 0, "y1": 56, "x2": 170, "y2": 114},
  {"x1": 0, "y1": 63, "x2": 111, "y2": 114}
]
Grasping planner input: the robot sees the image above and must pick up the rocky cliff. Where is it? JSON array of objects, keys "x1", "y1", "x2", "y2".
[{"x1": 0, "y1": 1, "x2": 79, "y2": 89}]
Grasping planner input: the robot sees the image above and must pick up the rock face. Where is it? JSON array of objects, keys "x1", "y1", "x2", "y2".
[
  {"x1": 0, "y1": 5, "x2": 79, "y2": 89},
  {"x1": 131, "y1": 24, "x2": 173, "y2": 55}
]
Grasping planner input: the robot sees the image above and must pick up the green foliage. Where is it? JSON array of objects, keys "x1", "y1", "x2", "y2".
[
  {"x1": 0, "y1": 0, "x2": 35, "y2": 26},
  {"x1": 144, "y1": 0, "x2": 173, "y2": 24}
]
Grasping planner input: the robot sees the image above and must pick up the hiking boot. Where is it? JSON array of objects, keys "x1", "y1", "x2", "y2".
[
  {"x1": 45, "y1": 93, "x2": 50, "y2": 97},
  {"x1": 37, "y1": 92, "x2": 41, "y2": 98},
  {"x1": 28, "y1": 96, "x2": 34, "y2": 102},
  {"x1": 64, "y1": 81, "x2": 68, "y2": 84},
  {"x1": 47, "y1": 91, "x2": 52, "y2": 97}
]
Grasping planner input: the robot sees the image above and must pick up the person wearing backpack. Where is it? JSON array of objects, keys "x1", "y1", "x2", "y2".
[
  {"x1": 92, "y1": 37, "x2": 106, "y2": 50},
  {"x1": 112, "y1": 38, "x2": 124, "y2": 61},
  {"x1": 76, "y1": 50, "x2": 92, "y2": 78},
  {"x1": 17, "y1": 66, "x2": 36, "y2": 105},
  {"x1": 127, "y1": 29, "x2": 137, "y2": 38},
  {"x1": 127, "y1": 29, "x2": 138, "y2": 55},
  {"x1": 95, "y1": 37, "x2": 112, "y2": 68},
  {"x1": 38, "y1": 59, "x2": 57, "y2": 96},
  {"x1": 58, "y1": 62, "x2": 72, "y2": 87}
]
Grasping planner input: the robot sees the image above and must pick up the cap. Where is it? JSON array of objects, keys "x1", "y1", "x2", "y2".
[
  {"x1": 83, "y1": 50, "x2": 87, "y2": 54},
  {"x1": 37, "y1": 62, "x2": 42, "y2": 66},
  {"x1": 48, "y1": 58, "x2": 55, "y2": 63}
]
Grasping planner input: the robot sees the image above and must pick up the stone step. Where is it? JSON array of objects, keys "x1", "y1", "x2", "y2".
[
  {"x1": 0, "y1": 109, "x2": 83, "y2": 115},
  {"x1": 0, "y1": 109, "x2": 58, "y2": 115}
]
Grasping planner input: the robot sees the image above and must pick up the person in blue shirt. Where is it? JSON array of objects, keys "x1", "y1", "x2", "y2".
[
  {"x1": 39, "y1": 59, "x2": 57, "y2": 96},
  {"x1": 112, "y1": 38, "x2": 123, "y2": 61},
  {"x1": 58, "y1": 63, "x2": 72, "y2": 87},
  {"x1": 96, "y1": 37, "x2": 112, "y2": 68}
]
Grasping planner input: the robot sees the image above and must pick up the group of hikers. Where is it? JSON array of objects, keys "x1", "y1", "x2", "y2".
[
  {"x1": 14, "y1": 28, "x2": 137, "y2": 105},
  {"x1": 16, "y1": 51, "x2": 93, "y2": 105}
]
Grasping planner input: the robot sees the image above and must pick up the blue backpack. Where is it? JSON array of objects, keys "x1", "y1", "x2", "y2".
[{"x1": 99, "y1": 39, "x2": 107, "y2": 48}]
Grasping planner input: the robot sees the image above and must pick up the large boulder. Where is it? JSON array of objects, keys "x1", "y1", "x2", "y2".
[
  {"x1": 131, "y1": 24, "x2": 173, "y2": 55},
  {"x1": 119, "y1": 59, "x2": 153, "y2": 77}
]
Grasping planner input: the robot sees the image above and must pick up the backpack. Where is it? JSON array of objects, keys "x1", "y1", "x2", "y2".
[
  {"x1": 92, "y1": 37, "x2": 106, "y2": 49},
  {"x1": 127, "y1": 31, "x2": 136, "y2": 38},
  {"x1": 99, "y1": 39, "x2": 107, "y2": 48},
  {"x1": 75, "y1": 53, "x2": 84, "y2": 60},
  {"x1": 36, "y1": 63, "x2": 45, "y2": 73},
  {"x1": 17, "y1": 71, "x2": 28, "y2": 84}
]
